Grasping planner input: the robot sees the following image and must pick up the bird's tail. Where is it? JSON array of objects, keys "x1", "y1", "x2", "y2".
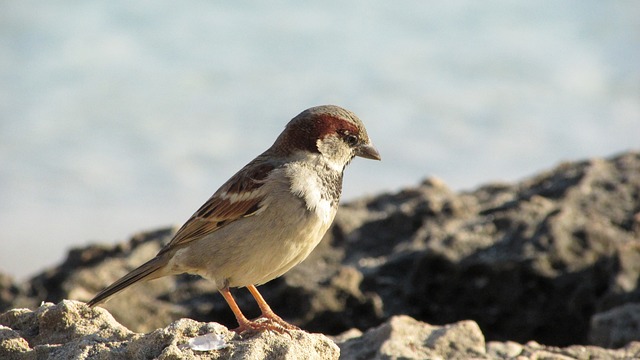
[{"x1": 87, "y1": 255, "x2": 169, "y2": 307}]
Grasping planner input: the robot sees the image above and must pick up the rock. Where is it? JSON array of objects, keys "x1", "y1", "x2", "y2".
[
  {"x1": 342, "y1": 151, "x2": 640, "y2": 346},
  {"x1": 337, "y1": 315, "x2": 486, "y2": 359},
  {"x1": 0, "y1": 326, "x2": 31, "y2": 357},
  {"x1": 0, "y1": 274, "x2": 19, "y2": 310},
  {"x1": 335, "y1": 316, "x2": 640, "y2": 360},
  {"x1": 4, "y1": 302, "x2": 638, "y2": 359},
  {"x1": 0, "y1": 273, "x2": 35, "y2": 313},
  {"x1": 589, "y1": 303, "x2": 640, "y2": 348},
  {"x1": 4, "y1": 301, "x2": 640, "y2": 359},
  {"x1": 2, "y1": 151, "x2": 640, "y2": 349},
  {"x1": 0, "y1": 300, "x2": 339, "y2": 360},
  {"x1": 496, "y1": 341, "x2": 640, "y2": 360}
]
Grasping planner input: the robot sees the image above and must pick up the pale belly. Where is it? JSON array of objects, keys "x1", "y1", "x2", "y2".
[{"x1": 168, "y1": 195, "x2": 336, "y2": 289}]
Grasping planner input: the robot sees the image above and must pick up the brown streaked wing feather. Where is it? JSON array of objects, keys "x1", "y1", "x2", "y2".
[{"x1": 159, "y1": 161, "x2": 275, "y2": 253}]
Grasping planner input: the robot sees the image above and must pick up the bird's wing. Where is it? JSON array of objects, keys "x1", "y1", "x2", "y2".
[{"x1": 159, "y1": 161, "x2": 276, "y2": 253}]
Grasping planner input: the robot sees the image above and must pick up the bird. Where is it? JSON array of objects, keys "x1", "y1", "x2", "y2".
[{"x1": 87, "y1": 105, "x2": 380, "y2": 333}]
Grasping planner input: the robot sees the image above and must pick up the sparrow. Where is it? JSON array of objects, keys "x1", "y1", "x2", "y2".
[{"x1": 87, "y1": 105, "x2": 380, "y2": 333}]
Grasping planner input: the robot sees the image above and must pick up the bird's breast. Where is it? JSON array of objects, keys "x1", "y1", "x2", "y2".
[{"x1": 284, "y1": 160, "x2": 342, "y2": 225}]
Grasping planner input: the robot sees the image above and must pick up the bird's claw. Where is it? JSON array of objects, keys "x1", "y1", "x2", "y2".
[{"x1": 232, "y1": 316, "x2": 298, "y2": 335}]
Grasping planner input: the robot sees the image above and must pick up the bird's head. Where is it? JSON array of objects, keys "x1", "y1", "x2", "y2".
[{"x1": 273, "y1": 105, "x2": 380, "y2": 170}]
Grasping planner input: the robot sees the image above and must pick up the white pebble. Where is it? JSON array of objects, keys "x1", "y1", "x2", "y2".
[{"x1": 187, "y1": 332, "x2": 228, "y2": 351}]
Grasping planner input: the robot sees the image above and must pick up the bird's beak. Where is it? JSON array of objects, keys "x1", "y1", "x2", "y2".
[{"x1": 356, "y1": 143, "x2": 381, "y2": 160}]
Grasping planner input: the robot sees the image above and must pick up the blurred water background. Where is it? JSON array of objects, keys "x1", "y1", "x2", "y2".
[{"x1": 1, "y1": 1, "x2": 639, "y2": 279}]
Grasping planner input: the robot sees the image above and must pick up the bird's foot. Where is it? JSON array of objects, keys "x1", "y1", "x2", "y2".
[
  {"x1": 256, "y1": 312, "x2": 299, "y2": 331},
  {"x1": 232, "y1": 316, "x2": 298, "y2": 335}
]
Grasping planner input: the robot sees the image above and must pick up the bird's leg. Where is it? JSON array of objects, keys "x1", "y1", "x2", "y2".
[
  {"x1": 218, "y1": 287, "x2": 257, "y2": 333},
  {"x1": 246, "y1": 284, "x2": 299, "y2": 330},
  {"x1": 219, "y1": 287, "x2": 289, "y2": 334}
]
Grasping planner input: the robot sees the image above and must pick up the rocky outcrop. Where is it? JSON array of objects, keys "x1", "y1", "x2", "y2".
[
  {"x1": 0, "y1": 300, "x2": 339, "y2": 359},
  {"x1": 1, "y1": 151, "x2": 640, "y2": 358},
  {"x1": 342, "y1": 151, "x2": 640, "y2": 346},
  {"x1": 336, "y1": 315, "x2": 487, "y2": 359},
  {"x1": 2, "y1": 301, "x2": 639, "y2": 359},
  {"x1": 337, "y1": 315, "x2": 640, "y2": 360}
]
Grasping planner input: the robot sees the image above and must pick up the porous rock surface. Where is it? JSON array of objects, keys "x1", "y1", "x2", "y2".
[
  {"x1": 0, "y1": 300, "x2": 339, "y2": 360},
  {"x1": 2, "y1": 301, "x2": 639, "y2": 359}
]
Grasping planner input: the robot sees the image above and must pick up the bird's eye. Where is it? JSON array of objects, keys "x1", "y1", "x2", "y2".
[{"x1": 344, "y1": 134, "x2": 359, "y2": 146}]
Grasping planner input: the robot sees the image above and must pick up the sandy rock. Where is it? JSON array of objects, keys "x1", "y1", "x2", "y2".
[
  {"x1": 2, "y1": 301, "x2": 639, "y2": 359},
  {"x1": 0, "y1": 325, "x2": 31, "y2": 357},
  {"x1": 497, "y1": 341, "x2": 640, "y2": 360},
  {"x1": 0, "y1": 300, "x2": 339, "y2": 360},
  {"x1": 337, "y1": 315, "x2": 486, "y2": 359},
  {"x1": 336, "y1": 316, "x2": 640, "y2": 359}
]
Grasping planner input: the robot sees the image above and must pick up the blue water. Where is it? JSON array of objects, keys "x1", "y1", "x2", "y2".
[{"x1": 1, "y1": 1, "x2": 639, "y2": 279}]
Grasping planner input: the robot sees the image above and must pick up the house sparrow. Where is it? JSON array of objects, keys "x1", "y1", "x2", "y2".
[{"x1": 87, "y1": 105, "x2": 380, "y2": 333}]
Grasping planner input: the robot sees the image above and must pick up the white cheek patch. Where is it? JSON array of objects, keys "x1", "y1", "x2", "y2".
[{"x1": 316, "y1": 138, "x2": 347, "y2": 172}]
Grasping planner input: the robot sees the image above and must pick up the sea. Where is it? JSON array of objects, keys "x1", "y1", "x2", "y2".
[{"x1": 1, "y1": 0, "x2": 639, "y2": 279}]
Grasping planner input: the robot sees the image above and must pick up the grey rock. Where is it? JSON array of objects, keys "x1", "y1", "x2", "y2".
[
  {"x1": 342, "y1": 152, "x2": 640, "y2": 346},
  {"x1": 589, "y1": 303, "x2": 640, "y2": 348}
]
